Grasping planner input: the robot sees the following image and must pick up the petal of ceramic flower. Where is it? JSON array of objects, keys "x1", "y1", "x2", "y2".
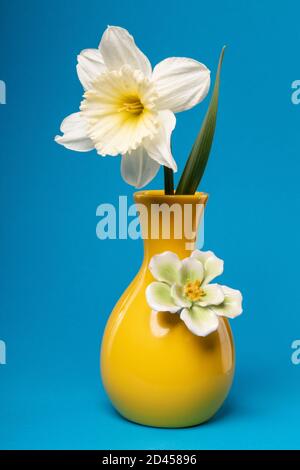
[
  {"x1": 143, "y1": 110, "x2": 177, "y2": 171},
  {"x1": 146, "y1": 281, "x2": 181, "y2": 313},
  {"x1": 179, "y1": 258, "x2": 204, "y2": 286},
  {"x1": 196, "y1": 284, "x2": 224, "y2": 307},
  {"x1": 99, "y1": 26, "x2": 152, "y2": 77},
  {"x1": 180, "y1": 305, "x2": 219, "y2": 337},
  {"x1": 209, "y1": 286, "x2": 243, "y2": 319},
  {"x1": 171, "y1": 284, "x2": 192, "y2": 308},
  {"x1": 152, "y1": 57, "x2": 210, "y2": 113},
  {"x1": 121, "y1": 147, "x2": 160, "y2": 188},
  {"x1": 149, "y1": 251, "x2": 181, "y2": 285},
  {"x1": 54, "y1": 112, "x2": 94, "y2": 152},
  {"x1": 191, "y1": 250, "x2": 224, "y2": 285},
  {"x1": 76, "y1": 49, "x2": 106, "y2": 90}
]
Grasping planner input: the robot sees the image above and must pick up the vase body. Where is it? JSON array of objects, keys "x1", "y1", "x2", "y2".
[{"x1": 101, "y1": 190, "x2": 234, "y2": 428}]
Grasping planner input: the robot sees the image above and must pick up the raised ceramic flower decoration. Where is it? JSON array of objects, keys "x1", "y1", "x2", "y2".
[
  {"x1": 146, "y1": 250, "x2": 243, "y2": 336},
  {"x1": 55, "y1": 26, "x2": 210, "y2": 188}
]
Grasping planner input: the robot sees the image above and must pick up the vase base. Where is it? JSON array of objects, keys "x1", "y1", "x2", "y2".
[{"x1": 114, "y1": 406, "x2": 221, "y2": 429}]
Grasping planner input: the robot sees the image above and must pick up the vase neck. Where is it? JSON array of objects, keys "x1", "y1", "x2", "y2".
[{"x1": 134, "y1": 190, "x2": 208, "y2": 261}]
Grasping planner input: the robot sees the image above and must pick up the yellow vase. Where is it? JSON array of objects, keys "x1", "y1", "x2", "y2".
[{"x1": 101, "y1": 190, "x2": 234, "y2": 428}]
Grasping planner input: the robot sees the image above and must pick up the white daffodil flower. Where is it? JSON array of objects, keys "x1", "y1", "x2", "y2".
[
  {"x1": 55, "y1": 26, "x2": 211, "y2": 188},
  {"x1": 146, "y1": 250, "x2": 243, "y2": 337}
]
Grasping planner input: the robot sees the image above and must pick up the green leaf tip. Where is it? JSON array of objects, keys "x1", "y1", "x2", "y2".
[{"x1": 176, "y1": 46, "x2": 226, "y2": 195}]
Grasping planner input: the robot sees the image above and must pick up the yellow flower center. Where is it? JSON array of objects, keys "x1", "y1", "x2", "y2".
[
  {"x1": 118, "y1": 96, "x2": 144, "y2": 115},
  {"x1": 184, "y1": 280, "x2": 205, "y2": 302}
]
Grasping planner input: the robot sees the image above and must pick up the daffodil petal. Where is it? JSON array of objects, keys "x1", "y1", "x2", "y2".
[
  {"x1": 191, "y1": 250, "x2": 224, "y2": 285},
  {"x1": 210, "y1": 286, "x2": 243, "y2": 319},
  {"x1": 54, "y1": 112, "x2": 94, "y2": 152},
  {"x1": 99, "y1": 26, "x2": 152, "y2": 77},
  {"x1": 179, "y1": 258, "x2": 204, "y2": 286},
  {"x1": 196, "y1": 284, "x2": 224, "y2": 307},
  {"x1": 143, "y1": 110, "x2": 177, "y2": 171},
  {"x1": 121, "y1": 147, "x2": 160, "y2": 188},
  {"x1": 153, "y1": 57, "x2": 210, "y2": 113},
  {"x1": 146, "y1": 282, "x2": 181, "y2": 313},
  {"x1": 180, "y1": 305, "x2": 219, "y2": 337},
  {"x1": 171, "y1": 284, "x2": 192, "y2": 308},
  {"x1": 149, "y1": 251, "x2": 181, "y2": 285},
  {"x1": 77, "y1": 49, "x2": 106, "y2": 90}
]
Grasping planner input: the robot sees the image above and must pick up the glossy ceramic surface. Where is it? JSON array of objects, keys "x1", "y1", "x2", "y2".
[{"x1": 101, "y1": 191, "x2": 235, "y2": 428}]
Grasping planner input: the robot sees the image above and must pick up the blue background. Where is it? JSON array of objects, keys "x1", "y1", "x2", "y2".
[{"x1": 0, "y1": 0, "x2": 299, "y2": 450}]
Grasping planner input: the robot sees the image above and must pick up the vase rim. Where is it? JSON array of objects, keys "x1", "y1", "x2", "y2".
[{"x1": 134, "y1": 189, "x2": 208, "y2": 203}]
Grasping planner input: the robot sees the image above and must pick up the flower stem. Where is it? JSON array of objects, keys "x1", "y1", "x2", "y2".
[{"x1": 164, "y1": 166, "x2": 174, "y2": 195}]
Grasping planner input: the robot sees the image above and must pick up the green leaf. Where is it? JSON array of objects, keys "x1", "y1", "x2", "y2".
[{"x1": 176, "y1": 47, "x2": 226, "y2": 195}]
